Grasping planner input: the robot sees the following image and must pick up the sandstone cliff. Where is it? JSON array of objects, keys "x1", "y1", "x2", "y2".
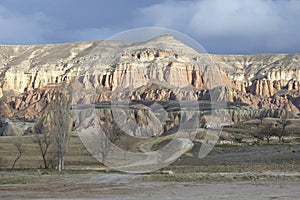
[{"x1": 0, "y1": 35, "x2": 299, "y2": 120}]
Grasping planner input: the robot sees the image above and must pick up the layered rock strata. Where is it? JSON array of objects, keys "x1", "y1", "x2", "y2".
[{"x1": 0, "y1": 35, "x2": 299, "y2": 121}]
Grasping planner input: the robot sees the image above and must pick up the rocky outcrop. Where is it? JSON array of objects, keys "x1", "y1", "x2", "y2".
[
  {"x1": 250, "y1": 79, "x2": 300, "y2": 96},
  {"x1": 0, "y1": 101, "x2": 14, "y2": 118},
  {"x1": 0, "y1": 119, "x2": 8, "y2": 136},
  {"x1": 0, "y1": 118, "x2": 24, "y2": 136},
  {"x1": 0, "y1": 35, "x2": 300, "y2": 120},
  {"x1": 219, "y1": 108, "x2": 297, "y2": 124},
  {"x1": 71, "y1": 101, "x2": 297, "y2": 137},
  {"x1": 73, "y1": 106, "x2": 165, "y2": 137}
]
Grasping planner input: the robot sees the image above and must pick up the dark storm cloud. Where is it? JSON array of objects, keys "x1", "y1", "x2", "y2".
[
  {"x1": 137, "y1": 0, "x2": 300, "y2": 53},
  {"x1": 0, "y1": 0, "x2": 299, "y2": 53},
  {"x1": 0, "y1": 0, "x2": 161, "y2": 44},
  {"x1": 0, "y1": 5, "x2": 50, "y2": 44}
]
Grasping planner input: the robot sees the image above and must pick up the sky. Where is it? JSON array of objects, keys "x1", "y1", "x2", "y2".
[{"x1": 0, "y1": 0, "x2": 299, "y2": 54}]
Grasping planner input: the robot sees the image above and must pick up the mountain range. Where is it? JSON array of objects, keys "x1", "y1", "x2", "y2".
[{"x1": 0, "y1": 35, "x2": 299, "y2": 121}]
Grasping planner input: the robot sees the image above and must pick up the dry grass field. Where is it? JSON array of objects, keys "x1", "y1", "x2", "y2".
[{"x1": 1, "y1": 130, "x2": 300, "y2": 200}]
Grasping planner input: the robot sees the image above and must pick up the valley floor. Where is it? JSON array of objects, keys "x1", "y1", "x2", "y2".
[
  {"x1": 0, "y1": 135, "x2": 299, "y2": 199},
  {"x1": 0, "y1": 172, "x2": 299, "y2": 200}
]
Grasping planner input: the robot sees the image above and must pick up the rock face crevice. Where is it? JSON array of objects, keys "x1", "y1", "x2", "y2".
[{"x1": 0, "y1": 35, "x2": 300, "y2": 120}]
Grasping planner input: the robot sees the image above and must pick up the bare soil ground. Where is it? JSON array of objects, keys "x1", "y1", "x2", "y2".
[
  {"x1": 1, "y1": 143, "x2": 300, "y2": 199},
  {"x1": 168, "y1": 142, "x2": 300, "y2": 173},
  {"x1": 0, "y1": 172, "x2": 299, "y2": 200},
  {"x1": 0, "y1": 133, "x2": 300, "y2": 199}
]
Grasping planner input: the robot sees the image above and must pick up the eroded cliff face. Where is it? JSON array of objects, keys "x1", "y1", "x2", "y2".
[
  {"x1": 210, "y1": 54, "x2": 300, "y2": 96},
  {"x1": 0, "y1": 35, "x2": 299, "y2": 121}
]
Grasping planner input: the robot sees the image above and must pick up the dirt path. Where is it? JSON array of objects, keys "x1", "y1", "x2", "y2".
[
  {"x1": 106, "y1": 137, "x2": 193, "y2": 173},
  {"x1": 1, "y1": 178, "x2": 300, "y2": 200}
]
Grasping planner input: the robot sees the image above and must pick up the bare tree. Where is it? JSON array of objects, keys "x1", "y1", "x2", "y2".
[
  {"x1": 259, "y1": 124, "x2": 275, "y2": 144},
  {"x1": 33, "y1": 132, "x2": 53, "y2": 168},
  {"x1": 271, "y1": 127, "x2": 285, "y2": 143},
  {"x1": 29, "y1": 83, "x2": 71, "y2": 171},
  {"x1": 259, "y1": 119, "x2": 291, "y2": 143},
  {"x1": 32, "y1": 115, "x2": 54, "y2": 169},
  {"x1": 97, "y1": 119, "x2": 123, "y2": 164},
  {"x1": 51, "y1": 87, "x2": 72, "y2": 172},
  {"x1": 11, "y1": 142, "x2": 24, "y2": 169},
  {"x1": 275, "y1": 117, "x2": 291, "y2": 143}
]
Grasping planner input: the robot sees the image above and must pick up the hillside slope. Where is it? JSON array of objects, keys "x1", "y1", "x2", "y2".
[{"x1": 0, "y1": 35, "x2": 299, "y2": 120}]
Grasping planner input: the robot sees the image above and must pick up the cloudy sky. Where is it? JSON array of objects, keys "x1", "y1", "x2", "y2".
[{"x1": 0, "y1": 0, "x2": 299, "y2": 54}]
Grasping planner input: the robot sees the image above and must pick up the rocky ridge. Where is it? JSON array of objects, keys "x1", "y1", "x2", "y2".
[{"x1": 0, "y1": 35, "x2": 299, "y2": 121}]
